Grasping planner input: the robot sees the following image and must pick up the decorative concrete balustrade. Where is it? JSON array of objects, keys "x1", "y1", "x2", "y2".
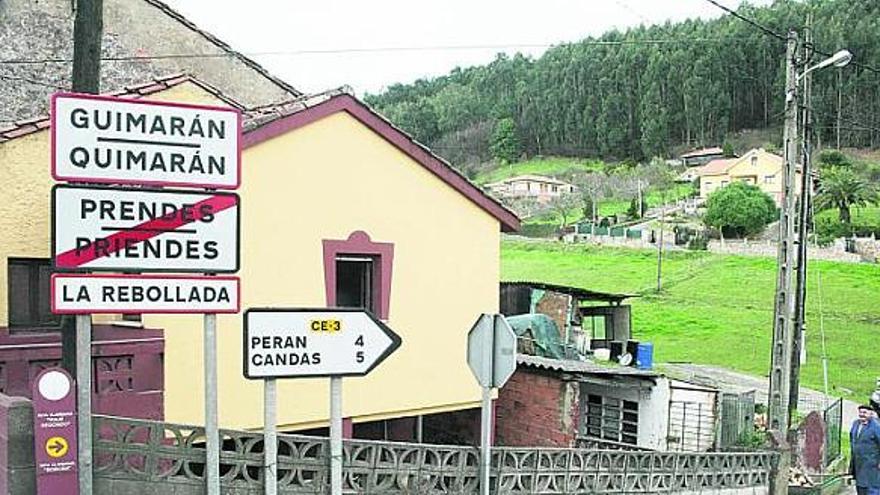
[{"x1": 91, "y1": 414, "x2": 776, "y2": 494}]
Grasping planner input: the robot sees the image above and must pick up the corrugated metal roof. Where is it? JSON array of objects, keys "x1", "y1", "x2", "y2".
[
  {"x1": 501, "y1": 281, "x2": 636, "y2": 303},
  {"x1": 681, "y1": 146, "x2": 724, "y2": 159},
  {"x1": 517, "y1": 354, "x2": 658, "y2": 378}
]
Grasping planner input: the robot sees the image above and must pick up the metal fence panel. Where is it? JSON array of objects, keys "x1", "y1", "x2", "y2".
[
  {"x1": 720, "y1": 391, "x2": 755, "y2": 449},
  {"x1": 823, "y1": 398, "x2": 843, "y2": 466},
  {"x1": 668, "y1": 401, "x2": 715, "y2": 451}
]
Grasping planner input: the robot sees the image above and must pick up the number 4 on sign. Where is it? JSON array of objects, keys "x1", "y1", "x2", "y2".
[{"x1": 355, "y1": 334, "x2": 365, "y2": 363}]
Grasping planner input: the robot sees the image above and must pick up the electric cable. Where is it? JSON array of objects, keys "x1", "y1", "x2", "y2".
[{"x1": 0, "y1": 37, "x2": 763, "y2": 66}]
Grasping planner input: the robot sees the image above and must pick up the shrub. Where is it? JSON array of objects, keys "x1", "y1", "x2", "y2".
[
  {"x1": 703, "y1": 182, "x2": 777, "y2": 238},
  {"x1": 687, "y1": 231, "x2": 709, "y2": 250},
  {"x1": 519, "y1": 223, "x2": 559, "y2": 238}
]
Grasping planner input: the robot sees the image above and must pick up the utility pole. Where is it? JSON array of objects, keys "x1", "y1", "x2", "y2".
[
  {"x1": 768, "y1": 30, "x2": 800, "y2": 434},
  {"x1": 656, "y1": 200, "x2": 665, "y2": 292},
  {"x1": 790, "y1": 17, "x2": 814, "y2": 417},
  {"x1": 70, "y1": 2, "x2": 103, "y2": 495},
  {"x1": 72, "y1": 0, "x2": 103, "y2": 93},
  {"x1": 836, "y1": 70, "x2": 842, "y2": 149},
  {"x1": 637, "y1": 179, "x2": 643, "y2": 218}
]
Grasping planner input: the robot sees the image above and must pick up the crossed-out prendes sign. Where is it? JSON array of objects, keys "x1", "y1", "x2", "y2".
[
  {"x1": 243, "y1": 308, "x2": 402, "y2": 379},
  {"x1": 52, "y1": 93, "x2": 241, "y2": 189},
  {"x1": 52, "y1": 185, "x2": 239, "y2": 273}
]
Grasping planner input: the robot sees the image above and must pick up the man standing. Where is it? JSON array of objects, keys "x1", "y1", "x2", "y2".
[{"x1": 851, "y1": 404, "x2": 880, "y2": 495}]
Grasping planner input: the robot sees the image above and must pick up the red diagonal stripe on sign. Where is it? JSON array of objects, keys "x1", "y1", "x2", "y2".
[{"x1": 55, "y1": 194, "x2": 237, "y2": 268}]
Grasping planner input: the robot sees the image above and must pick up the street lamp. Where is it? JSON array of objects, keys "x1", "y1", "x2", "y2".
[{"x1": 800, "y1": 49, "x2": 852, "y2": 80}]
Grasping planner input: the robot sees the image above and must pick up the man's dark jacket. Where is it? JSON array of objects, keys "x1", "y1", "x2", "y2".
[{"x1": 851, "y1": 419, "x2": 880, "y2": 488}]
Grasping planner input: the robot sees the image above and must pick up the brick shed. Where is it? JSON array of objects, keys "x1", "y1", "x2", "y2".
[{"x1": 495, "y1": 354, "x2": 670, "y2": 450}]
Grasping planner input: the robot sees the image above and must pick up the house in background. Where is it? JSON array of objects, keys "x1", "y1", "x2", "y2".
[
  {"x1": 698, "y1": 148, "x2": 794, "y2": 206},
  {"x1": 697, "y1": 157, "x2": 739, "y2": 198},
  {"x1": 484, "y1": 175, "x2": 577, "y2": 204},
  {"x1": 680, "y1": 146, "x2": 726, "y2": 167}
]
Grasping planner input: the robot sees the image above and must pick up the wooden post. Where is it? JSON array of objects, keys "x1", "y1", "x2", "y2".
[{"x1": 72, "y1": 0, "x2": 103, "y2": 93}]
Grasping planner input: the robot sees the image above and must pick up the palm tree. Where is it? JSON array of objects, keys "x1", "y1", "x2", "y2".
[{"x1": 815, "y1": 166, "x2": 876, "y2": 224}]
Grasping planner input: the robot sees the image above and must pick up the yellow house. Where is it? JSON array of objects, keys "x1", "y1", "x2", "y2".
[
  {"x1": 0, "y1": 74, "x2": 519, "y2": 435},
  {"x1": 698, "y1": 148, "x2": 792, "y2": 206},
  {"x1": 696, "y1": 157, "x2": 737, "y2": 198}
]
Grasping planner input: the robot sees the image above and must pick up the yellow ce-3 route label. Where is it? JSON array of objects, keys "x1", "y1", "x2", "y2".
[{"x1": 46, "y1": 436, "x2": 69, "y2": 458}]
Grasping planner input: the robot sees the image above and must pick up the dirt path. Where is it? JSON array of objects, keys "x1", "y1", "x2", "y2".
[{"x1": 660, "y1": 362, "x2": 861, "y2": 427}]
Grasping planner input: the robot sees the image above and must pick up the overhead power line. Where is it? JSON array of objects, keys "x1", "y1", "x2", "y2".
[
  {"x1": 0, "y1": 73, "x2": 67, "y2": 90},
  {"x1": 0, "y1": 37, "x2": 758, "y2": 66},
  {"x1": 702, "y1": 0, "x2": 787, "y2": 41},
  {"x1": 704, "y1": 0, "x2": 880, "y2": 76}
]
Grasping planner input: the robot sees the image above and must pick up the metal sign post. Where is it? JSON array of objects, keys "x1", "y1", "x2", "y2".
[
  {"x1": 243, "y1": 308, "x2": 402, "y2": 495},
  {"x1": 264, "y1": 378, "x2": 277, "y2": 495},
  {"x1": 204, "y1": 313, "x2": 219, "y2": 495},
  {"x1": 479, "y1": 385, "x2": 492, "y2": 495},
  {"x1": 329, "y1": 377, "x2": 343, "y2": 495},
  {"x1": 75, "y1": 315, "x2": 91, "y2": 495},
  {"x1": 466, "y1": 314, "x2": 517, "y2": 495}
]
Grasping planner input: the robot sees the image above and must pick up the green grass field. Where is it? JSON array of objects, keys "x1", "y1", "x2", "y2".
[
  {"x1": 525, "y1": 183, "x2": 696, "y2": 226},
  {"x1": 474, "y1": 157, "x2": 604, "y2": 185},
  {"x1": 816, "y1": 205, "x2": 880, "y2": 229},
  {"x1": 501, "y1": 240, "x2": 880, "y2": 401}
]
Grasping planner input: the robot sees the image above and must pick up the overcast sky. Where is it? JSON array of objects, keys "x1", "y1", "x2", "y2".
[{"x1": 164, "y1": 0, "x2": 771, "y2": 96}]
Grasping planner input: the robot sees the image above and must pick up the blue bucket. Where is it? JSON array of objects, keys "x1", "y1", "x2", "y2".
[{"x1": 636, "y1": 342, "x2": 654, "y2": 370}]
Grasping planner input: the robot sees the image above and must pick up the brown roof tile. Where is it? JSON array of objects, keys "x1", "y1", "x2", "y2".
[
  {"x1": 3, "y1": 125, "x2": 39, "y2": 139},
  {"x1": 0, "y1": 74, "x2": 244, "y2": 142},
  {"x1": 696, "y1": 158, "x2": 738, "y2": 176}
]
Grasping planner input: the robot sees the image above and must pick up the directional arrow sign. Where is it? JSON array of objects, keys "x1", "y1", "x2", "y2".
[
  {"x1": 243, "y1": 308, "x2": 402, "y2": 379},
  {"x1": 46, "y1": 437, "x2": 68, "y2": 458}
]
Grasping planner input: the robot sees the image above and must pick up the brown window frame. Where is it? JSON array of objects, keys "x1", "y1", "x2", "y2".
[{"x1": 7, "y1": 257, "x2": 62, "y2": 329}]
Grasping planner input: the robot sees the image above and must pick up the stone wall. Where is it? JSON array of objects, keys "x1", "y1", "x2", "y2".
[
  {"x1": 707, "y1": 238, "x2": 870, "y2": 263},
  {"x1": 563, "y1": 232, "x2": 878, "y2": 263},
  {"x1": 0, "y1": 0, "x2": 299, "y2": 125},
  {"x1": 495, "y1": 368, "x2": 579, "y2": 447},
  {"x1": 0, "y1": 394, "x2": 34, "y2": 495}
]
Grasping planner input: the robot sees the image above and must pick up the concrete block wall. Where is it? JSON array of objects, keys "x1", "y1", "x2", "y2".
[
  {"x1": 495, "y1": 368, "x2": 579, "y2": 447},
  {"x1": 0, "y1": 394, "x2": 35, "y2": 495}
]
